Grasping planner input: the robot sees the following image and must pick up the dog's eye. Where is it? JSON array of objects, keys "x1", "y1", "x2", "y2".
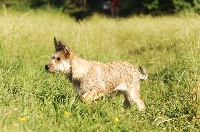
[{"x1": 56, "y1": 57, "x2": 61, "y2": 61}]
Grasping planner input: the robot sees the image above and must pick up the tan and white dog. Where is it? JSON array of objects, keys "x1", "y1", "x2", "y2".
[{"x1": 45, "y1": 37, "x2": 148, "y2": 111}]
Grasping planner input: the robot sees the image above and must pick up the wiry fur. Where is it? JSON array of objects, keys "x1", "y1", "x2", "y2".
[{"x1": 45, "y1": 37, "x2": 148, "y2": 111}]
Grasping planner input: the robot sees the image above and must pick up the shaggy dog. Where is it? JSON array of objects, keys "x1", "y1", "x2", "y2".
[{"x1": 45, "y1": 37, "x2": 148, "y2": 111}]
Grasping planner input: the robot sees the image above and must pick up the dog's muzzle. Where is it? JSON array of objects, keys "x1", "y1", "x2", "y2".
[{"x1": 45, "y1": 65, "x2": 49, "y2": 70}]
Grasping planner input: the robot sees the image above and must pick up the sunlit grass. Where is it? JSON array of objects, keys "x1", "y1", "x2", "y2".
[{"x1": 0, "y1": 8, "x2": 199, "y2": 131}]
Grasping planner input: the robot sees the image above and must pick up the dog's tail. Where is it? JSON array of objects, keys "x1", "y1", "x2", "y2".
[{"x1": 139, "y1": 66, "x2": 148, "y2": 80}]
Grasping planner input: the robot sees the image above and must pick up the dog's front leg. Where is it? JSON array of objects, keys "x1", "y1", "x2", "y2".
[
  {"x1": 81, "y1": 88, "x2": 105, "y2": 103},
  {"x1": 81, "y1": 92, "x2": 92, "y2": 104}
]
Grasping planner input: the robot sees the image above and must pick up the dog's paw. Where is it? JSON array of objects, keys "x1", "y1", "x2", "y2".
[{"x1": 80, "y1": 93, "x2": 92, "y2": 104}]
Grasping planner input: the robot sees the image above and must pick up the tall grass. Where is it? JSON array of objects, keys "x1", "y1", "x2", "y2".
[{"x1": 0, "y1": 8, "x2": 199, "y2": 131}]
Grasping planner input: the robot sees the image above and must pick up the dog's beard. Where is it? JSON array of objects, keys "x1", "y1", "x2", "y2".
[{"x1": 56, "y1": 60, "x2": 71, "y2": 74}]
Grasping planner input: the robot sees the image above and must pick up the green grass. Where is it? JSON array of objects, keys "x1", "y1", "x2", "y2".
[{"x1": 0, "y1": 8, "x2": 200, "y2": 131}]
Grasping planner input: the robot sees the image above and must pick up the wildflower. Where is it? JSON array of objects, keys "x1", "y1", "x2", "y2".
[
  {"x1": 114, "y1": 117, "x2": 119, "y2": 123},
  {"x1": 20, "y1": 117, "x2": 27, "y2": 122},
  {"x1": 64, "y1": 111, "x2": 71, "y2": 116}
]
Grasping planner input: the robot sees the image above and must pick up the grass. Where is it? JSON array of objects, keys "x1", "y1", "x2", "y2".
[{"x1": 0, "y1": 8, "x2": 200, "y2": 131}]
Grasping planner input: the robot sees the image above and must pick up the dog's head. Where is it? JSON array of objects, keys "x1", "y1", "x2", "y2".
[{"x1": 45, "y1": 37, "x2": 71, "y2": 74}]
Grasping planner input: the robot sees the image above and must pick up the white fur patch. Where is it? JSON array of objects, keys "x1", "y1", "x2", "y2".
[
  {"x1": 114, "y1": 82, "x2": 127, "y2": 91},
  {"x1": 96, "y1": 66, "x2": 101, "y2": 77},
  {"x1": 139, "y1": 74, "x2": 148, "y2": 80},
  {"x1": 56, "y1": 59, "x2": 71, "y2": 73},
  {"x1": 63, "y1": 60, "x2": 71, "y2": 73},
  {"x1": 73, "y1": 60, "x2": 87, "y2": 78}
]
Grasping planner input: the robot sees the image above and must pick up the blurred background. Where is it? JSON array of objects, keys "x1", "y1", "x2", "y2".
[{"x1": 1, "y1": 0, "x2": 200, "y2": 20}]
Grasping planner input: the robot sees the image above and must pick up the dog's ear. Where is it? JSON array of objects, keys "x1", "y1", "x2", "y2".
[
  {"x1": 59, "y1": 41, "x2": 71, "y2": 56},
  {"x1": 54, "y1": 37, "x2": 70, "y2": 55},
  {"x1": 54, "y1": 37, "x2": 64, "y2": 51},
  {"x1": 54, "y1": 36, "x2": 59, "y2": 49}
]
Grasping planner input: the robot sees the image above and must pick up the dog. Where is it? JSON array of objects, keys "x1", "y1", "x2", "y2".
[{"x1": 45, "y1": 37, "x2": 148, "y2": 111}]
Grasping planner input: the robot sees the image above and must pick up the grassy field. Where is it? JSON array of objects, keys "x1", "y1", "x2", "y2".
[{"x1": 0, "y1": 8, "x2": 200, "y2": 131}]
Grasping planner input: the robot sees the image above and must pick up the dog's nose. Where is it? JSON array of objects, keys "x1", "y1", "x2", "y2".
[{"x1": 45, "y1": 65, "x2": 49, "y2": 70}]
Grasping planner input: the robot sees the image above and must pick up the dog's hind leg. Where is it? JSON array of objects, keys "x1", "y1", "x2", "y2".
[
  {"x1": 123, "y1": 93, "x2": 131, "y2": 109},
  {"x1": 127, "y1": 88, "x2": 145, "y2": 111}
]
